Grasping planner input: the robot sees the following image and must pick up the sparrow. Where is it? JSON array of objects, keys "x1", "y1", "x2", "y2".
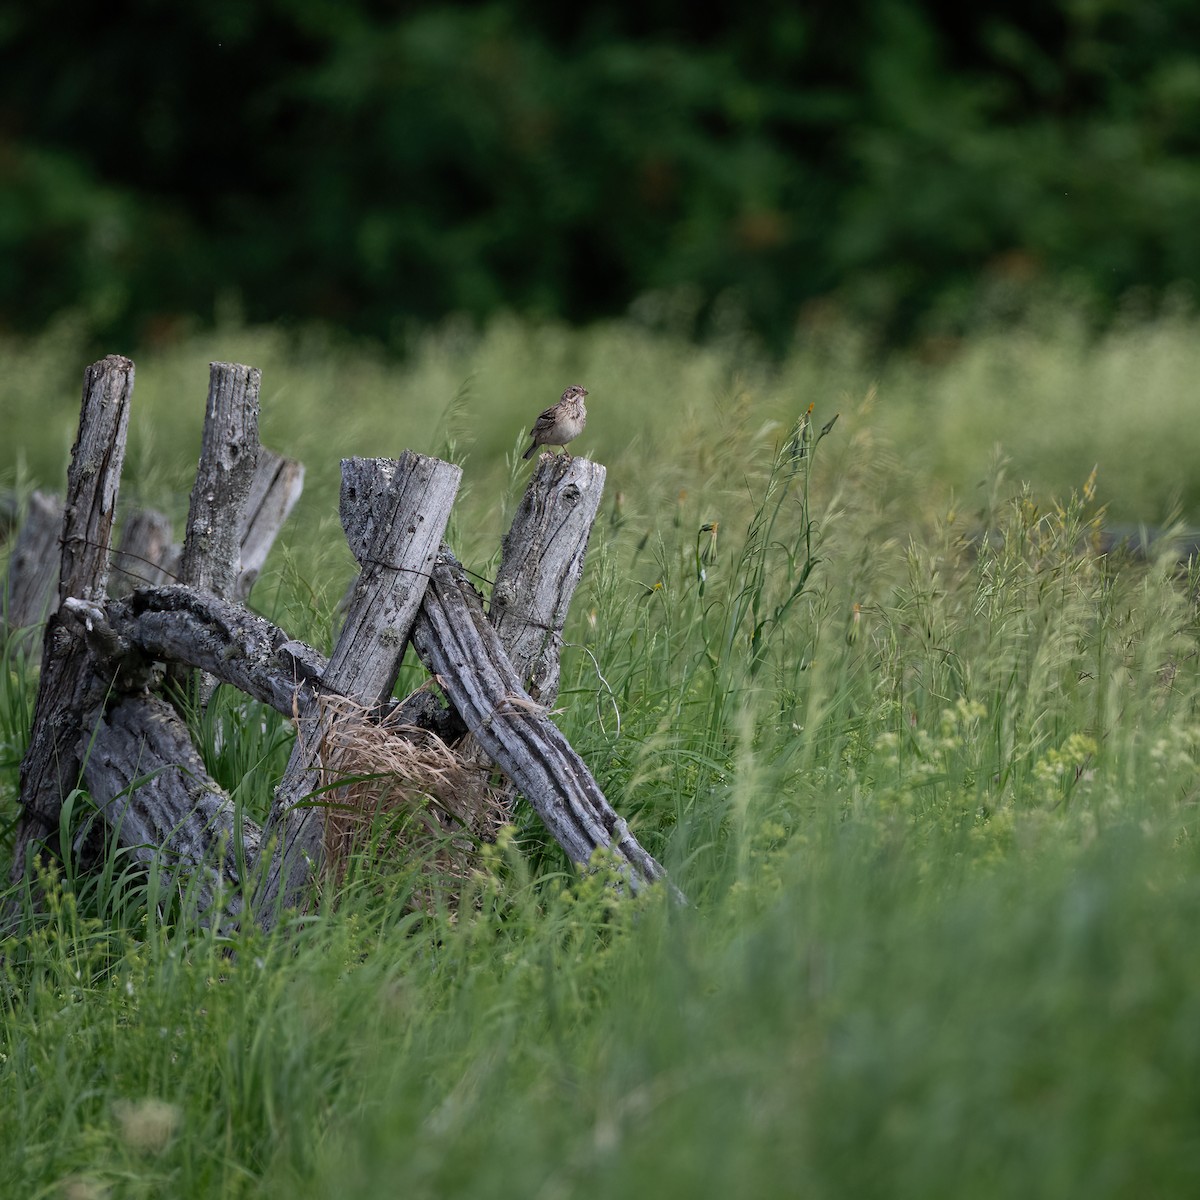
[{"x1": 522, "y1": 385, "x2": 589, "y2": 460}]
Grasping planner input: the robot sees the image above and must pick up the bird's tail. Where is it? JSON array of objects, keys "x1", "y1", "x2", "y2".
[{"x1": 522, "y1": 443, "x2": 537, "y2": 460}]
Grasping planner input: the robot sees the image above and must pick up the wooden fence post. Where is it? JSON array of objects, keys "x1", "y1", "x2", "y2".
[
  {"x1": 255, "y1": 453, "x2": 462, "y2": 926},
  {"x1": 411, "y1": 553, "x2": 675, "y2": 897},
  {"x1": 237, "y1": 447, "x2": 305, "y2": 599},
  {"x1": 2, "y1": 491, "x2": 65, "y2": 648},
  {"x1": 169, "y1": 362, "x2": 261, "y2": 700},
  {"x1": 178, "y1": 363, "x2": 262, "y2": 600},
  {"x1": 11, "y1": 356, "x2": 134, "y2": 885},
  {"x1": 490, "y1": 454, "x2": 606, "y2": 705}
]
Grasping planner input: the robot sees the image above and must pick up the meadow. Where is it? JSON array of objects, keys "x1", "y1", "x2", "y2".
[{"x1": 2, "y1": 303, "x2": 1199, "y2": 1197}]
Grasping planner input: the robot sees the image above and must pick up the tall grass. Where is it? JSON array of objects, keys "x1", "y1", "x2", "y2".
[
  {"x1": 1, "y1": 312, "x2": 1199, "y2": 1197},
  {"x1": 3, "y1": 299, "x2": 1198, "y2": 550}
]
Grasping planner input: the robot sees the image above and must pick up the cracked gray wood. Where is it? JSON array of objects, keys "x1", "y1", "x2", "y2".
[
  {"x1": 110, "y1": 507, "x2": 175, "y2": 595},
  {"x1": 170, "y1": 361, "x2": 261, "y2": 698},
  {"x1": 2, "y1": 490, "x2": 64, "y2": 650},
  {"x1": 43, "y1": 442, "x2": 300, "y2": 603},
  {"x1": 82, "y1": 564, "x2": 677, "y2": 900},
  {"x1": 81, "y1": 694, "x2": 262, "y2": 919},
  {"x1": 66, "y1": 587, "x2": 327, "y2": 717},
  {"x1": 237, "y1": 446, "x2": 304, "y2": 600},
  {"x1": 178, "y1": 362, "x2": 262, "y2": 599},
  {"x1": 412, "y1": 553, "x2": 675, "y2": 898},
  {"x1": 491, "y1": 454, "x2": 606, "y2": 705},
  {"x1": 7, "y1": 354, "x2": 676, "y2": 922},
  {"x1": 450, "y1": 454, "x2": 607, "y2": 818},
  {"x1": 12, "y1": 440, "x2": 299, "y2": 610},
  {"x1": 13, "y1": 355, "x2": 135, "y2": 884},
  {"x1": 256, "y1": 452, "x2": 462, "y2": 925}
]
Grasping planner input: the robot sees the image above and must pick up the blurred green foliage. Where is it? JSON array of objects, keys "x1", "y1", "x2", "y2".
[{"x1": 2, "y1": 0, "x2": 1199, "y2": 350}]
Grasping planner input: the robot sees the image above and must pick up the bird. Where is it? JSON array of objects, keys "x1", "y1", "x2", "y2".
[{"x1": 522, "y1": 385, "x2": 589, "y2": 460}]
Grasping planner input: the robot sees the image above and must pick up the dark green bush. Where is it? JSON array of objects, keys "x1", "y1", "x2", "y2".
[{"x1": 1, "y1": 1, "x2": 1198, "y2": 350}]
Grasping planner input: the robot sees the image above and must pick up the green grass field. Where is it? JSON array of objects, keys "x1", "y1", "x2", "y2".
[{"x1": 2, "y1": 308, "x2": 1199, "y2": 1197}]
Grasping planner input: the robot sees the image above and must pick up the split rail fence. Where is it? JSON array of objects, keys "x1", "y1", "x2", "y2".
[{"x1": 3, "y1": 356, "x2": 676, "y2": 929}]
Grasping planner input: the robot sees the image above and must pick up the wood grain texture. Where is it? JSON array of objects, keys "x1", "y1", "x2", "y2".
[
  {"x1": 77, "y1": 586, "x2": 328, "y2": 716},
  {"x1": 412, "y1": 553, "x2": 677, "y2": 898},
  {"x1": 256, "y1": 452, "x2": 462, "y2": 924},
  {"x1": 13, "y1": 356, "x2": 134, "y2": 882},
  {"x1": 237, "y1": 446, "x2": 304, "y2": 600},
  {"x1": 2, "y1": 490, "x2": 64, "y2": 646},
  {"x1": 110, "y1": 507, "x2": 175, "y2": 595},
  {"x1": 83, "y1": 694, "x2": 261, "y2": 919},
  {"x1": 490, "y1": 454, "x2": 606, "y2": 704},
  {"x1": 172, "y1": 361, "x2": 261, "y2": 700},
  {"x1": 178, "y1": 362, "x2": 261, "y2": 600}
]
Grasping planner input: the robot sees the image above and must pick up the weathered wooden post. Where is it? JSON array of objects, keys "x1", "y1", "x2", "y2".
[
  {"x1": 412, "y1": 552, "x2": 674, "y2": 896},
  {"x1": 490, "y1": 454, "x2": 607, "y2": 705},
  {"x1": 237, "y1": 447, "x2": 305, "y2": 599},
  {"x1": 2, "y1": 491, "x2": 64, "y2": 647},
  {"x1": 255, "y1": 453, "x2": 462, "y2": 926},
  {"x1": 8, "y1": 359, "x2": 305, "y2": 919},
  {"x1": 12, "y1": 356, "x2": 134, "y2": 885},
  {"x1": 168, "y1": 362, "x2": 261, "y2": 700}
]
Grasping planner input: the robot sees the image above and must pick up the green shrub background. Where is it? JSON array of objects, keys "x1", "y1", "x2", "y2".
[{"x1": 3, "y1": 1, "x2": 1199, "y2": 349}]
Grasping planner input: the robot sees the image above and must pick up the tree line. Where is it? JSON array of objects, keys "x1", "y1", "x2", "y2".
[{"x1": 2, "y1": 0, "x2": 1197, "y2": 350}]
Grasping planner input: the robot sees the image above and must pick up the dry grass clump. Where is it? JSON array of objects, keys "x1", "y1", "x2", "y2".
[{"x1": 306, "y1": 693, "x2": 507, "y2": 905}]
